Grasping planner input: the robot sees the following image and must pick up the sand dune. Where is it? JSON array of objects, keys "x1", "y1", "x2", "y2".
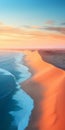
[
  {"x1": 38, "y1": 50, "x2": 65, "y2": 70},
  {"x1": 22, "y1": 50, "x2": 65, "y2": 130}
]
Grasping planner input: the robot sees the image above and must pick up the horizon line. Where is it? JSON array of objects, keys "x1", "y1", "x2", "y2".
[{"x1": 0, "y1": 48, "x2": 65, "y2": 51}]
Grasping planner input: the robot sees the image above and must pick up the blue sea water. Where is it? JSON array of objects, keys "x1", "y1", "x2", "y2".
[{"x1": 0, "y1": 52, "x2": 34, "y2": 130}]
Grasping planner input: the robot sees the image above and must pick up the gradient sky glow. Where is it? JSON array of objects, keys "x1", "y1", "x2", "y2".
[{"x1": 0, "y1": 0, "x2": 65, "y2": 49}]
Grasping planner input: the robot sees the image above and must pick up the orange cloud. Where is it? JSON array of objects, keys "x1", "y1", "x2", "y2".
[{"x1": 0, "y1": 22, "x2": 65, "y2": 49}]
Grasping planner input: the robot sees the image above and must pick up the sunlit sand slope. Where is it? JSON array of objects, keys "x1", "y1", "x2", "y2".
[{"x1": 23, "y1": 51, "x2": 65, "y2": 130}]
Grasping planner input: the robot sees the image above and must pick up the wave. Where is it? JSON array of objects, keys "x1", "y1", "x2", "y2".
[
  {"x1": 0, "y1": 68, "x2": 16, "y2": 99},
  {"x1": 0, "y1": 52, "x2": 34, "y2": 130}
]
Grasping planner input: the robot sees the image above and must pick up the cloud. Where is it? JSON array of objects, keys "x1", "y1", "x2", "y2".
[
  {"x1": 61, "y1": 22, "x2": 65, "y2": 25},
  {"x1": 0, "y1": 23, "x2": 65, "y2": 38},
  {"x1": 23, "y1": 25, "x2": 41, "y2": 30},
  {"x1": 45, "y1": 20, "x2": 55, "y2": 25},
  {"x1": 0, "y1": 22, "x2": 65, "y2": 49},
  {"x1": 45, "y1": 26, "x2": 65, "y2": 34},
  {"x1": 0, "y1": 21, "x2": 4, "y2": 26},
  {"x1": 23, "y1": 25, "x2": 32, "y2": 29},
  {"x1": 0, "y1": 25, "x2": 28, "y2": 35}
]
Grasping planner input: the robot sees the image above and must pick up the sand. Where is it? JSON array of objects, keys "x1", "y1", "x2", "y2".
[{"x1": 21, "y1": 50, "x2": 65, "y2": 130}]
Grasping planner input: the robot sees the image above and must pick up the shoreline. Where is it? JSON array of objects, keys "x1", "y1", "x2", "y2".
[{"x1": 21, "y1": 51, "x2": 44, "y2": 130}]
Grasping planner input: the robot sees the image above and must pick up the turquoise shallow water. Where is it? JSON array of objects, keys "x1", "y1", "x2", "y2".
[{"x1": 0, "y1": 52, "x2": 34, "y2": 130}]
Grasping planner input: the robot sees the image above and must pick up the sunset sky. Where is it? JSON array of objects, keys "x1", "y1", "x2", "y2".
[{"x1": 0, "y1": 0, "x2": 65, "y2": 49}]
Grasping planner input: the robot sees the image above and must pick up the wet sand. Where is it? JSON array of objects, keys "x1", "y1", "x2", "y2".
[{"x1": 21, "y1": 50, "x2": 65, "y2": 130}]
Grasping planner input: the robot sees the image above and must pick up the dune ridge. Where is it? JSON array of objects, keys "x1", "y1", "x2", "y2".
[{"x1": 22, "y1": 50, "x2": 65, "y2": 130}]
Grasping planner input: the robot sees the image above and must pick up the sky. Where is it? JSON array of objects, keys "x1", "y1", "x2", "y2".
[{"x1": 0, "y1": 0, "x2": 65, "y2": 49}]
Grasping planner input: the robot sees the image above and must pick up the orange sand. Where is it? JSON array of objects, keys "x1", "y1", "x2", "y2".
[{"x1": 23, "y1": 50, "x2": 65, "y2": 130}]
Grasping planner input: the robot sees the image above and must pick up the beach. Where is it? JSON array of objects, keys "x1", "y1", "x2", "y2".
[{"x1": 21, "y1": 50, "x2": 65, "y2": 130}]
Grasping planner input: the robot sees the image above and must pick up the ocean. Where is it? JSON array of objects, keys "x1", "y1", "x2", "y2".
[{"x1": 0, "y1": 52, "x2": 34, "y2": 130}]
